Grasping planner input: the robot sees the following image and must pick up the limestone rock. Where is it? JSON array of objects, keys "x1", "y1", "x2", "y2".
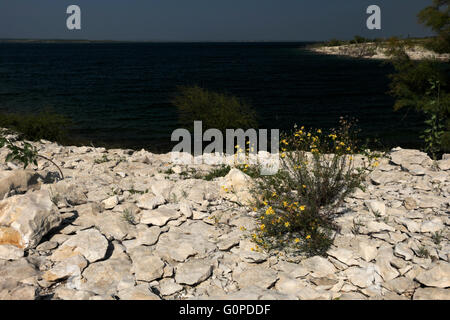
[
  {"x1": 382, "y1": 277, "x2": 416, "y2": 294},
  {"x1": 413, "y1": 288, "x2": 450, "y2": 300},
  {"x1": 129, "y1": 246, "x2": 165, "y2": 282},
  {"x1": 136, "y1": 193, "x2": 165, "y2": 210},
  {"x1": 0, "y1": 285, "x2": 38, "y2": 300},
  {"x1": 50, "y1": 228, "x2": 109, "y2": 263},
  {"x1": 220, "y1": 169, "x2": 255, "y2": 205},
  {"x1": 365, "y1": 200, "x2": 386, "y2": 216},
  {"x1": 175, "y1": 259, "x2": 213, "y2": 285},
  {"x1": 235, "y1": 266, "x2": 278, "y2": 290},
  {"x1": 159, "y1": 278, "x2": 184, "y2": 296},
  {"x1": 0, "y1": 258, "x2": 39, "y2": 293},
  {"x1": 42, "y1": 180, "x2": 87, "y2": 205},
  {"x1": 117, "y1": 284, "x2": 160, "y2": 300},
  {"x1": 43, "y1": 254, "x2": 88, "y2": 282},
  {"x1": 301, "y1": 256, "x2": 336, "y2": 277},
  {"x1": 0, "y1": 170, "x2": 40, "y2": 200},
  {"x1": 80, "y1": 256, "x2": 132, "y2": 296},
  {"x1": 358, "y1": 241, "x2": 378, "y2": 262},
  {"x1": 136, "y1": 225, "x2": 161, "y2": 246},
  {"x1": 344, "y1": 265, "x2": 379, "y2": 288},
  {"x1": 0, "y1": 245, "x2": 24, "y2": 260},
  {"x1": 102, "y1": 195, "x2": 119, "y2": 210},
  {"x1": 415, "y1": 262, "x2": 450, "y2": 288},
  {"x1": 327, "y1": 248, "x2": 359, "y2": 266},
  {"x1": 0, "y1": 190, "x2": 61, "y2": 249},
  {"x1": 140, "y1": 206, "x2": 181, "y2": 226}
]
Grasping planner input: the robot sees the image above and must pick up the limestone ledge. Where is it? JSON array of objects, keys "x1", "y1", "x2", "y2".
[{"x1": 0, "y1": 139, "x2": 449, "y2": 300}]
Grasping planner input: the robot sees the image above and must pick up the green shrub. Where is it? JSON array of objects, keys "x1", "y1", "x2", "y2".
[
  {"x1": 0, "y1": 135, "x2": 64, "y2": 179},
  {"x1": 0, "y1": 110, "x2": 70, "y2": 142},
  {"x1": 172, "y1": 86, "x2": 258, "y2": 132},
  {"x1": 203, "y1": 165, "x2": 231, "y2": 181},
  {"x1": 388, "y1": 47, "x2": 450, "y2": 158},
  {"x1": 249, "y1": 119, "x2": 378, "y2": 257},
  {"x1": 424, "y1": 36, "x2": 450, "y2": 54},
  {"x1": 327, "y1": 39, "x2": 345, "y2": 47}
]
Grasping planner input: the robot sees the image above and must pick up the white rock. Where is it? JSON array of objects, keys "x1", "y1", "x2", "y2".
[
  {"x1": 129, "y1": 246, "x2": 165, "y2": 282},
  {"x1": 43, "y1": 254, "x2": 88, "y2": 282},
  {"x1": 117, "y1": 284, "x2": 160, "y2": 300},
  {"x1": 140, "y1": 206, "x2": 181, "y2": 226},
  {"x1": 364, "y1": 200, "x2": 386, "y2": 216},
  {"x1": 0, "y1": 245, "x2": 24, "y2": 260},
  {"x1": 136, "y1": 193, "x2": 166, "y2": 210},
  {"x1": 175, "y1": 259, "x2": 213, "y2": 285},
  {"x1": 235, "y1": 266, "x2": 279, "y2": 290},
  {"x1": 159, "y1": 278, "x2": 184, "y2": 296},
  {"x1": 344, "y1": 265, "x2": 378, "y2": 288},
  {"x1": 364, "y1": 221, "x2": 395, "y2": 233},
  {"x1": 301, "y1": 256, "x2": 336, "y2": 277},
  {"x1": 358, "y1": 241, "x2": 378, "y2": 262},
  {"x1": 179, "y1": 201, "x2": 193, "y2": 218},
  {"x1": 0, "y1": 190, "x2": 61, "y2": 249},
  {"x1": 394, "y1": 242, "x2": 414, "y2": 261},
  {"x1": 327, "y1": 248, "x2": 359, "y2": 266},
  {"x1": 50, "y1": 228, "x2": 109, "y2": 263},
  {"x1": 415, "y1": 262, "x2": 450, "y2": 288},
  {"x1": 136, "y1": 225, "x2": 161, "y2": 245},
  {"x1": 421, "y1": 219, "x2": 444, "y2": 233},
  {"x1": 413, "y1": 288, "x2": 450, "y2": 300},
  {"x1": 80, "y1": 256, "x2": 132, "y2": 296},
  {"x1": 102, "y1": 195, "x2": 119, "y2": 209}
]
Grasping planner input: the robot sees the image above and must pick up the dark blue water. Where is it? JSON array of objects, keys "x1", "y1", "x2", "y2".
[{"x1": 0, "y1": 42, "x2": 424, "y2": 151}]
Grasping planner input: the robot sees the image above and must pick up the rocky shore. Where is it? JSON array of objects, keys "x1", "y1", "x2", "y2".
[
  {"x1": 0, "y1": 138, "x2": 449, "y2": 300},
  {"x1": 310, "y1": 43, "x2": 450, "y2": 61}
]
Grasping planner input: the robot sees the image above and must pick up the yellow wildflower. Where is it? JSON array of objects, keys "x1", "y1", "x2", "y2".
[{"x1": 306, "y1": 235, "x2": 311, "y2": 240}]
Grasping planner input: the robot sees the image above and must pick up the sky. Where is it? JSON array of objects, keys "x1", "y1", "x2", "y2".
[{"x1": 0, "y1": 0, "x2": 435, "y2": 41}]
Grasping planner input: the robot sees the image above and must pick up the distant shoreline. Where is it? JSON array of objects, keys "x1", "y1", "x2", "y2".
[
  {"x1": 309, "y1": 42, "x2": 450, "y2": 61},
  {"x1": 0, "y1": 39, "x2": 316, "y2": 44}
]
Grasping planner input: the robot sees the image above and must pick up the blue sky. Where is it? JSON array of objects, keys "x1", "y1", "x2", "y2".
[{"x1": 0, "y1": 0, "x2": 434, "y2": 41}]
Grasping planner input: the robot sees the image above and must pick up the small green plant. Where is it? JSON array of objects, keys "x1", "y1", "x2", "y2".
[
  {"x1": 373, "y1": 209, "x2": 383, "y2": 220},
  {"x1": 432, "y1": 231, "x2": 444, "y2": 245},
  {"x1": 351, "y1": 219, "x2": 365, "y2": 235},
  {"x1": 0, "y1": 136, "x2": 64, "y2": 179},
  {"x1": 203, "y1": 165, "x2": 231, "y2": 181},
  {"x1": 122, "y1": 209, "x2": 136, "y2": 225},
  {"x1": 416, "y1": 246, "x2": 430, "y2": 259},
  {"x1": 127, "y1": 187, "x2": 145, "y2": 195},
  {"x1": 94, "y1": 154, "x2": 110, "y2": 164},
  {"x1": 164, "y1": 168, "x2": 175, "y2": 175}
]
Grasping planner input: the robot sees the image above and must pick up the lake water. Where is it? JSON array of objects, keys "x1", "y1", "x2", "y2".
[{"x1": 0, "y1": 42, "x2": 425, "y2": 151}]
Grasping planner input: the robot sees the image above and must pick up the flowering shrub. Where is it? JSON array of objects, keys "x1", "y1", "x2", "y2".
[{"x1": 250, "y1": 119, "x2": 380, "y2": 257}]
